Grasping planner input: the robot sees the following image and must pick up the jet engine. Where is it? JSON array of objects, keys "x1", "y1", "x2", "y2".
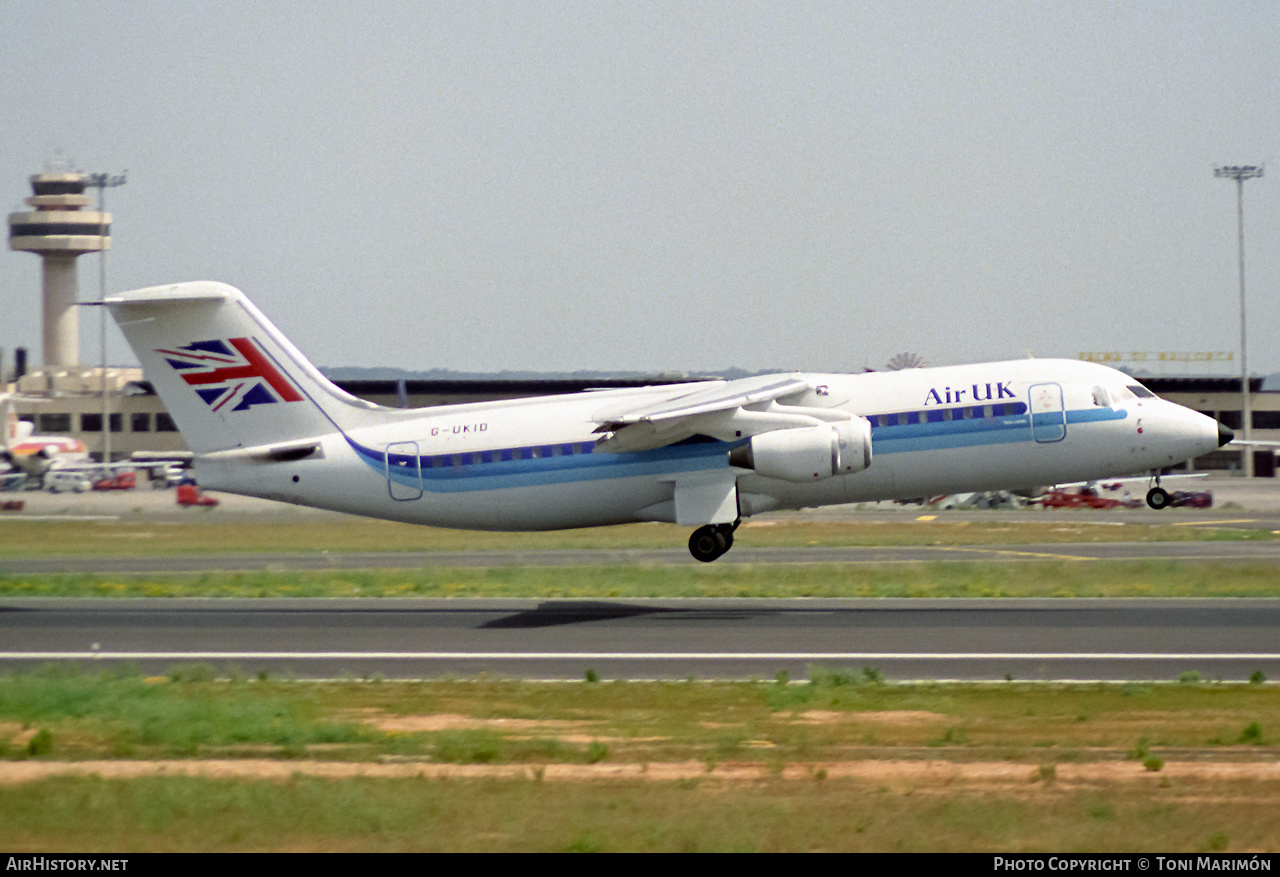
[{"x1": 727, "y1": 419, "x2": 872, "y2": 482}]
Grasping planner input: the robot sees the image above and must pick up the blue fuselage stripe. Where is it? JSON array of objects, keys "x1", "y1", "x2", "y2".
[
  {"x1": 348, "y1": 436, "x2": 732, "y2": 493},
  {"x1": 348, "y1": 406, "x2": 1129, "y2": 493}
]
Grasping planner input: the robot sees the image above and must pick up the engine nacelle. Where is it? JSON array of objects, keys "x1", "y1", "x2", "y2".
[{"x1": 728, "y1": 419, "x2": 872, "y2": 482}]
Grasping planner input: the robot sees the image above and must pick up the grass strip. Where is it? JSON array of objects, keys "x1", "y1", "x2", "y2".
[
  {"x1": 5, "y1": 668, "x2": 1279, "y2": 764},
  {"x1": 0, "y1": 516, "x2": 1273, "y2": 557},
  {"x1": 3, "y1": 669, "x2": 1279, "y2": 852},
  {"x1": 3, "y1": 772, "x2": 1279, "y2": 852},
  {"x1": 4, "y1": 560, "x2": 1280, "y2": 598}
]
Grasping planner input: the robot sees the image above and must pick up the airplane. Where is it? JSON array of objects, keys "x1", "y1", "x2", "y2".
[
  {"x1": 100, "y1": 281, "x2": 1233, "y2": 561},
  {"x1": 0, "y1": 394, "x2": 90, "y2": 480}
]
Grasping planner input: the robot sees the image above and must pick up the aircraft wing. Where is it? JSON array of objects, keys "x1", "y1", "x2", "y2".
[{"x1": 593, "y1": 374, "x2": 853, "y2": 452}]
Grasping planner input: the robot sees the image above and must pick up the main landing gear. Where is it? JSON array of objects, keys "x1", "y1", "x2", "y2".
[
  {"x1": 1145, "y1": 471, "x2": 1170, "y2": 510},
  {"x1": 689, "y1": 521, "x2": 739, "y2": 563}
]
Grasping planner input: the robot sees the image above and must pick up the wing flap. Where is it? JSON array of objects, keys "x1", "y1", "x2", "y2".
[
  {"x1": 593, "y1": 374, "x2": 851, "y2": 452},
  {"x1": 605, "y1": 375, "x2": 813, "y2": 425}
]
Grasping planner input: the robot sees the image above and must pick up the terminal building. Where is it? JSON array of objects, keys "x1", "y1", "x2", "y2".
[
  {"x1": 3, "y1": 358, "x2": 1275, "y2": 476},
  {"x1": 1142, "y1": 375, "x2": 1277, "y2": 475}
]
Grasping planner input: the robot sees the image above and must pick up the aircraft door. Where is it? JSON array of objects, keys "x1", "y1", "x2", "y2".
[
  {"x1": 1029, "y1": 383, "x2": 1066, "y2": 443},
  {"x1": 385, "y1": 441, "x2": 423, "y2": 500}
]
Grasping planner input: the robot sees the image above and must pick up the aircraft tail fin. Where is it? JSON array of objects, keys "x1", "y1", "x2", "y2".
[{"x1": 105, "y1": 282, "x2": 380, "y2": 455}]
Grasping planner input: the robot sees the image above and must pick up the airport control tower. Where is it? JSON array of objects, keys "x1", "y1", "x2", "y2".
[{"x1": 7, "y1": 170, "x2": 110, "y2": 368}]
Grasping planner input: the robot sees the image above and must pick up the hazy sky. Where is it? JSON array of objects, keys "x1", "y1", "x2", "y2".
[{"x1": 3, "y1": 1, "x2": 1279, "y2": 377}]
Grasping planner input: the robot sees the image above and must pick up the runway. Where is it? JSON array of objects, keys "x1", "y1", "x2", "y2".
[
  {"x1": 4, "y1": 477, "x2": 1280, "y2": 681},
  {"x1": 4, "y1": 597, "x2": 1279, "y2": 682}
]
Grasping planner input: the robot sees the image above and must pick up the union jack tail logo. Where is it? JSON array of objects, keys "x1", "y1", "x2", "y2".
[{"x1": 157, "y1": 338, "x2": 303, "y2": 412}]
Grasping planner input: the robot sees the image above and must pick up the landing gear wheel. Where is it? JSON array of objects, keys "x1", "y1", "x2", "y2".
[
  {"x1": 1146, "y1": 487, "x2": 1171, "y2": 510},
  {"x1": 688, "y1": 525, "x2": 729, "y2": 563}
]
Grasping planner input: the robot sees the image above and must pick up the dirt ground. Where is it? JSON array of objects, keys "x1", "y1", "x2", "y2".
[
  {"x1": 6, "y1": 708, "x2": 1280, "y2": 794},
  {"x1": 4, "y1": 756, "x2": 1280, "y2": 796}
]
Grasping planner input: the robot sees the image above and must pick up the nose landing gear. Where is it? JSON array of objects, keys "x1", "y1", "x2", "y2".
[{"x1": 688, "y1": 521, "x2": 739, "y2": 562}]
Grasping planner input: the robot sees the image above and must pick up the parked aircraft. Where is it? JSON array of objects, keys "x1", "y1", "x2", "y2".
[
  {"x1": 102, "y1": 282, "x2": 1231, "y2": 561},
  {"x1": 0, "y1": 395, "x2": 90, "y2": 479}
]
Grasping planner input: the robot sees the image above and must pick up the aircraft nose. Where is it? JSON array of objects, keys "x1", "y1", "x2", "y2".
[{"x1": 1219, "y1": 422, "x2": 1235, "y2": 447}]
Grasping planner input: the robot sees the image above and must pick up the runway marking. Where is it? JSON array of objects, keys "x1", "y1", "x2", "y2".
[
  {"x1": 1171, "y1": 519, "x2": 1264, "y2": 527},
  {"x1": 5, "y1": 651, "x2": 1280, "y2": 661},
  {"x1": 0, "y1": 515, "x2": 120, "y2": 522},
  {"x1": 931, "y1": 546, "x2": 1090, "y2": 561}
]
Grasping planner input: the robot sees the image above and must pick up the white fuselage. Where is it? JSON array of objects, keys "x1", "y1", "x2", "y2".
[{"x1": 194, "y1": 358, "x2": 1222, "y2": 531}]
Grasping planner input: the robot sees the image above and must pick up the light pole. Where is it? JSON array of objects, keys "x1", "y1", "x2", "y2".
[
  {"x1": 1214, "y1": 165, "x2": 1263, "y2": 477},
  {"x1": 84, "y1": 171, "x2": 126, "y2": 464}
]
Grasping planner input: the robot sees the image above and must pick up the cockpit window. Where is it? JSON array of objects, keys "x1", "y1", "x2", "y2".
[{"x1": 1127, "y1": 384, "x2": 1156, "y2": 398}]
